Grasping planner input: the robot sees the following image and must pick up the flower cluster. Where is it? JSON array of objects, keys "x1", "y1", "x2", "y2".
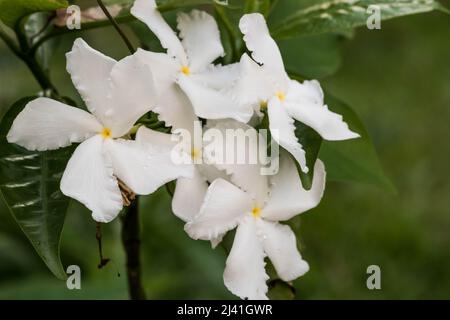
[{"x1": 6, "y1": 0, "x2": 359, "y2": 299}]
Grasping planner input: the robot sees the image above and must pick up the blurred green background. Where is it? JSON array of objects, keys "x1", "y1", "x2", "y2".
[{"x1": 0, "y1": 3, "x2": 449, "y2": 299}]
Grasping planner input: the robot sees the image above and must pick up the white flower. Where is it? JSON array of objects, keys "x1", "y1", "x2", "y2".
[
  {"x1": 235, "y1": 13, "x2": 360, "y2": 173},
  {"x1": 131, "y1": 0, "x2": 253, "y2": 124},
  {"x1": 134, "y1": 124, "x2": 224, "y2": 224},
  {"x1": 7, "y1": 38, "x2": 193, "y2": 223},
  {"x1": 185, "y1": 152, "x2": 326, "y2": 299},
  {"x1": 136, "y1": 119, "x2": 263, "y2": 229}
]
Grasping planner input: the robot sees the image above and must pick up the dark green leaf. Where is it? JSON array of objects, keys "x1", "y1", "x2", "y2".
[
  {"x1": 271, "y1": 0, "x2": 447, "y2": 39},
  {"x1": 216, "y1": 11, "x2": 234, "y2": 64},
  {"x1": 157, "y1": 0, "x2": 215, "y2": 12},
  {"x1": 267, "y1": 0, "x2": 317, "y2": 25},
  {"x1": 290, "y1": 93, "x2": 394, "y2": 192},
  {"x1": 25, "y1": 12, "x2": 61, "y2": 72},
  {"x1": 129, "y1": 20, "x2": 165, "y2": 52},
  {"x1": 319, "y1": 95, "x2": 396, "y2": 192},
  {"x1": 294, "y1": 121, "x2": 322, "y2": 190},
  {"x1": 244, "y1": 0, "x2": 271, "y2": 14},
  {"x1": 280, "y1": 34, "x2": 343, "y2": 79},
  {"x1": 0, "y1": 97, "x2": 73, "y2": 280},
  {"x1": 0, "y1": 0, "x2": 68, "y2": 28}
]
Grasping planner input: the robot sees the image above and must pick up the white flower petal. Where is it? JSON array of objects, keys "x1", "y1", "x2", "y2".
[
  {"x1": 135, "y1": 50, "x2": 198, "y2": 133},
  {"x1": 257, "y1": 219, "x2": 309, "y2": 281},
  {"x1": 135, "y1": 126, "x2": 176, "y2": 153},
  {"x1": 136, "y1": 126, "x2": 192, "y2": 167},
  {"x1": 211, "y1": 233, "x2": 225, "y2": 249},
  {"x1": 131, "y1": 0, "x2": 187, "y2": 65},
  {"x1": 7, "y1": 97, "x2": 102, "y2": 151},
  {"x1": 205, "y1": 119, "x2": 270, "y2": 205},
  {"x1": 230, "y1": 54, "x2": 275, "y2": 110},
  {"x1": 190, "y1": 62, "x2": 240, "y2": 90},
  {"x1": 105, "y1": 138, "x2": 193, "y2": 195},
  {"x1": 177, "y1": 10, "x2": 224, "y2": 72},
  {"x1": 60, "y1": 135, "x2": 123, "y2": 223},
  {"x1": 106, "y1": 54, "x2": 158, "y2": 137},
  {"x1": 268, "y1": 98, "x2": 307, "y2": 173},
  {"x1": 286, "y1": 80, "x2": 360, "y2": 141},
  {"x1": 172, "y1": 169, "x2": 208, "y2": 222},
  {"x1": 177, "y1": 74, "x2": 253, "y2": 123},
  {"x1": 196, "y1": 163, "x2": 229, "y2": 183},
  {"x1": 224, "y1": 216, "x2": 269, "y2": 300},
  {"x1": 263, "y1": 156, "x2": 326, "y2": 221},
  {"x1": 66, "y1": 38, "x2": 116, "y2": 121},
  {"x1": 239, "y1": 13, "x2": 289, "y2": 89},
  {"x1": 184, "y1": 178, "x2": 252, "y2": 241}
]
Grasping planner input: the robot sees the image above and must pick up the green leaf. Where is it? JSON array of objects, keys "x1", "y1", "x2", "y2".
[
  {"x1": 157, "y1": 0, "x2": 215, "y2": 12},
  {"x1": 271, "y1": 0, "x2": 447, "y2": 39},
  {"x1": 0, "y1": 0, "x2": 68, "y2": 28},
  {"x1": 294, "y1": 121, "x2": 322, "y2": 190},
  {"x1": 279, "y1": 34, "x2": 343, "y2": 79},
  {"x1": 244, "y1": 0, "x2": 271, "y2": 14},
  {"x1": 267, "y1": 279, "x2": 296, "y2": 300},
  {"x1": 290, "y1": 92, "x2": 394, "y2": 192},
  {"x1": 129, "y1": 20, "x2": 165, "y2": 52},
  {"x1": 25, "y1": 12, "x2": 61, "y2": 72},
  {"x1": 319, "y1": 95, "x2": 396, "y2": 193},
  {"x1": 0, "y1": 97, "x2": 72, "y2": 280}
]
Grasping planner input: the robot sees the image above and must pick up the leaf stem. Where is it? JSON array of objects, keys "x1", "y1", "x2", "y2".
[
  {"x1": 96, "y1": 0, "x2": 135, "y2": 54},
  {"x1": 0, "y1": 25, "x2": 22, "y2": 57},
  {"x1": 1, "y1": 24, "x2": 57, "y2": 93},
  {"x1": 30, "y1": 15, "x2": 135, "y2": 55},
  {"x1": 24, "y1": 56, "x2": 58, "y2": 93},
  {"x1": 28, "y1": 2, "x2": 190, "y2": 54},
  {"x1": 95, "y1": 222, "x2": 110, "y2": 269},
  {"x1": 121, "y1": 198, "x2": 146, "y2": 300}
]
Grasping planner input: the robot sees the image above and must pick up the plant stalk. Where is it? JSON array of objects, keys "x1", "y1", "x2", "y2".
[
  {"x1": 121, "y1": 198, "x2": 146, "y2": 300},
  {"x1": 22, "y1": 54, "x2": 57, "y2": 93},
  {"x1": 96, "y1": 0, "x2": 135, "y2": 54},
  {"x1": 1, "y1": 24, "x2": 57, "y2": 93}
]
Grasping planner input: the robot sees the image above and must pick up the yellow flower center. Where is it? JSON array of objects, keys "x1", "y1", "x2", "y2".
[
  {"x1": 251, "y1": 207, "x2": 262, "y2": 218},
  {"x1": 101, "y1": 127, "x2": 112, "y2": 139},
  {"x1": 191, "y1": 147, "x2": 201, "y2": 160},
  {"x1": 181, "y1": 66, "x2": 191, "y2": 76},
  {"x1": 276, "y1": 91, "x2": 286, "y2": 101}
]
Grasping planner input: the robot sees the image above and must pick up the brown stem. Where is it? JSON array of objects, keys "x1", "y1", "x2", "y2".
[
  {"x1": 95, "y1": 222, "x2": 110, "y2": 269},
  {"x1": 121, "y1": 198, "x2": 146, "y2": 300}
]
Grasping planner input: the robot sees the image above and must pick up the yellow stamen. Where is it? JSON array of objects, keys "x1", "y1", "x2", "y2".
[
  {"x1": 181, "y1": 66, "x2": 191, "y2": 76},
  {"x1": 101, "y1": 127, "x2": 112, "y2": 139},
  {"x1": 251, "y1": 207, "x2": 262, "y2": 218},
  {"x1": 276, "y1": 91, "x2": 286, "y2": 101},
  {"x1": 191, "y1": 148, "x2": 201, "y2": 160}
]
